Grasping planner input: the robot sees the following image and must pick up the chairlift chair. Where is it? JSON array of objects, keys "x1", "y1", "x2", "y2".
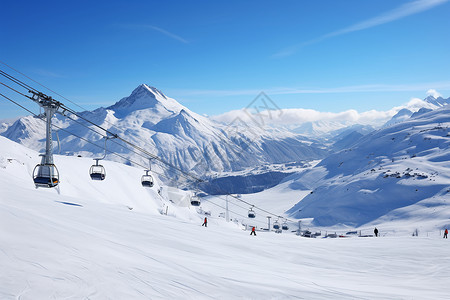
[
  {"x1": 90, "y1": 159, "x2": 106, "y2": 181},
  {"x1": 248, "y1": 207, "x2": 256, "y2": 218},
  {"x1": 89, "y1": 135, "x2": 116, "y2": 181},
  {"x1": 273, "y1": 219, "x2": 280, "y2": 230},
  {"x1": 141, "y1": 171, "x2": 154, "y2": 187},
  {"x1": 282, "y1": 221, "x2": 289, "y2": 231},
  {"x1": 190, "y1": 195, "x2": 201, "y2": 207},
  {"x1": 33, "y1": 163, "x2": 59, "y2": 188},
  {"x1": 141, "y1": 158, "x2": 154, "y2": 187}
]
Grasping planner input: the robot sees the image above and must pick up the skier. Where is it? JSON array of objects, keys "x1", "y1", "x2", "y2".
[
  {"x1": 202, "y1": 217, "x2": 207, "y2": 227},
  {"x1": 250, "y1": 226, "x2": 256, "y2": 236},
  {"x1": 444, "y1": 228, "x2": 448, "y2": 239},
  {"x1": 374, "y1": 227, "x2": 379, "y2": 237}
]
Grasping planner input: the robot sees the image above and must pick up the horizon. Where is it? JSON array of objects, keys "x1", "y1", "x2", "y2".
[{"x1": 1, "y1": 0, "x2": 450, "y2": 120}]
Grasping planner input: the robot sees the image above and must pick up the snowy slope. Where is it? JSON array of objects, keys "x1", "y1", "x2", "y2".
[
  {"x1": 2, "y1": 137, "x2": 450, "y2": 299},
  {"x1": 286, "y1": 106, "x2": 450, "y2": 228}
]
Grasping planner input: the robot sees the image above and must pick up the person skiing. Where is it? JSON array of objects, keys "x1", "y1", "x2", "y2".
[
  {"x1": 250, "y1": 226, "x2": 256, "y2": 236},
  {"x1": 202, "y1": 217, "x2": 207, "y2": 227},
  {"x1": 374, "y1": 227, "x2": 379, "y2": 237},
  {"x1": 444, "y1": 228, "x2": 448, "y2": 239}
]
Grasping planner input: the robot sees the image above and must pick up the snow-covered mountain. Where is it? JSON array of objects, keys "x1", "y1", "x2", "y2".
[
  {"x1": 285, "y1": 105, "x2": 450, "y2": 227},
  {"x1": 1, "y1": 84, "x2": 327, "y2": 190},
  {"x1": 292, "y1": 120, "x2": 351, "y2": 137}
]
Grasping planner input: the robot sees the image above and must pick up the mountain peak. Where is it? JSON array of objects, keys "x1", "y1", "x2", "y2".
[
  {"x1": 107, "y1": 84, "x2": 184, "y2": 118},
  {"x1": 423, "y1": 94, "x2": 450, "y2": 108},
  {"x1": 133, "y1": 84, "x2": 167, "y2": 100}
]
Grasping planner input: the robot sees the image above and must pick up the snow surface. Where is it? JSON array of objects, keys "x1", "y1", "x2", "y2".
[{"x1": 2, "y1": 136, "x2": 450, "y2": 299}]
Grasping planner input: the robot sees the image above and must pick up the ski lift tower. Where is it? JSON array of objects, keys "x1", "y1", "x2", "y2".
[{"x1": 29, "y1": 91, "x2": 66, "y2": 188}]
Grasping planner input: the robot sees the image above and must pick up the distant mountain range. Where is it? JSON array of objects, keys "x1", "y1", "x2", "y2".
[{"x1": 286, "y1": 104, "x2": 450, "y2": 226}]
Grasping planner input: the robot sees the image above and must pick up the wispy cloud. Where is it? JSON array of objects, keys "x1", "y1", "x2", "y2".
[
  {"x1": 274, "y1": 0, "x2": 449, "y2": 57},
  {"x1": 167, "y1": 81, "x2": 450, "y2": 98},
  {"x1": 118, "y1": 24, "x2": 188, "y2": 44},
  {"x1": 32, "y1": 69, "x2": 65, "y2": 78},
  {"x1": 210, "y1": 92, "x2": 446, "y2": 127}
]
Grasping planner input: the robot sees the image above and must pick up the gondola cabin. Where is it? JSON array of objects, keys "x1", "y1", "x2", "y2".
[
  {"x1": 273, "y1": 221, "x2": 280, "y2": 230},
  {"x1": 90, "y1": 164, "x2": 106, "y2": 181},
  {"x1": 190, "y1": 195, "x2": 201, "y2": 206},
  {"x1": 141, "y1": 174, "x2": 154, "y2": 187},
  {"x1": 33, "y1": 163, "x2": 59, "y2": 188}
]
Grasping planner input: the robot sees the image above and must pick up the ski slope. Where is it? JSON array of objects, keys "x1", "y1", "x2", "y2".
[{"x1": 1, "y1": 136, "x2": 450, "y2": 299}]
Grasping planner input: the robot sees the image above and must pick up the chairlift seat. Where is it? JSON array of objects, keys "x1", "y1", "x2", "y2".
[
  {"x1": 282, "y1": 224, "x2": 289, "y2": 230},
  {"x1": 248, "y1": 212, "x2": 256, "y2": 218},
  {"x1": 34, "y1": 176, "x2": 59, "y2": 187},
  {"x1": 90, "y1": 172, "x2": 105, "y2": 181},
  {"x1": 33, "y1": 163, "x2": 59, "y2": 188},
  {"x1": 142, "y1": 180, "x2": 154, "y2": 187}
]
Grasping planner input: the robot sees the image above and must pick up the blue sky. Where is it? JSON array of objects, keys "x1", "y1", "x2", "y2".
[{"x1": 1, "y1": 0, "x2": 449, "y2": 120}]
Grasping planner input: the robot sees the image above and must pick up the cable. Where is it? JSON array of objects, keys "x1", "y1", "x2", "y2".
[
  {"x1": 0, "y1": 73, "x2": 200, "y2": 182},
  {"x1": 0, "y1": 69, "x2": 295, "y2": 222},
  {"x1": 0, "y1": 92, "x2": 169, "y2": 179},
  {"x1": 0, "y1": 64, "x2": 201, "y2": 181},
  {"x1": 0, "y1": 61, "x2": 85, "y2": 112}
]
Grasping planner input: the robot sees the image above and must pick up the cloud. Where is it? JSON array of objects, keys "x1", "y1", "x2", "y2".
[
  {"x1": 273, "y1": 0, "x2": 449, "y2": 57},
  {"x1": 33, "y1": 69, "x2": 65, "y2": 78},
  {"x1": 211, "y1": 107, "x2": 396, "y2": 127},
  {"x1": 426, "y1": 89, "x2": 442, "y2": 98},
  {"x1": 118, "y1": 24, "x2": 188, "y2": 44},
  {"x1": 211, "y1": 92, "x2": 446, "y2": 128},
  {"x1": 168, "y1": 82, "x2": 450, "y2": 98}
]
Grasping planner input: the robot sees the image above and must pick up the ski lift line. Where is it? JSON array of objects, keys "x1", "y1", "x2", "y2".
[
  {"x1": 0, "y1": 92, "x2": 38, "y2": 119},
  {"x1": 201, "y1": 197, "x2": 267, "y2": 225},
  {"x1": 0, "y1": 73, "x2": 198, "y2": 183},
  {"x1": 0, "y1": 62, "x2": 86, "y2": 112},
  {"x1": 0, "y1": 68, "x2": 195, "y2": 182},
  {"x1": 1, "y1": 71, "x2": 293, "y2": 222},
  {"x1": 58, "y1": 111, "x2": 189, "y2": 181},
  {"x1": 0, "y1": 80, "x2": 35, "y2": 101},
  {"x1": 201, "y1": 197, "x2": 266, "y2": 224},
  {"x1": 0, "y1": 64, "x2": 175, "y2": 173},
  {"x1": 0, "y1": 92, "x2": 169, "y2": 180},
  {"x1": 0, "y1": 87, "x2": 288, "y2": 221},
  {"x1": 0, "y1": 69, "x2": 38, "y2": 93},
  {"x1": 0, "y1": 63, "x2": 170, "y2": 168}
]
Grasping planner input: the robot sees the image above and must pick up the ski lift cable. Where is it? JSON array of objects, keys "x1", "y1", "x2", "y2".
[
  {"x1": 1, "y1": 81, "x2": 294, "y2": 222},
  {"x1": 0, "y1": 67, "x2": 195, "y2": 182},
  {"x1": 61, "y1": 112, "x2": 170, "y2": 170},
  {"x1": 0, "y1": 63, "x2": 211, "y2": 176},
  {"x1": 208, "y1": 194, "x2": 285, "y2": 224},
  {"x1": 201, "y1": 196, "x2": 267, "y2": 225},
  {"x1": 0, "y1": 69, "x2": 39, "y2": 93},
  {"x1": 0, "y1": 72, "x2": 199, "y2": 183},
  {"x1": 0, "y1": 62, "x2": 86, "y2": 112},
  {"x1": 0, "y1": 92, "x2": 170, "y2": 180},
  {"x1": 200, "y1": 197, "x2": 266, "y2": 225},
  {"x1": 0, "y1": 70, "x2": 295, "y2": 222},
  {"x1": 0, "y1": 83, "x2": 185, "y2": 182}
]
